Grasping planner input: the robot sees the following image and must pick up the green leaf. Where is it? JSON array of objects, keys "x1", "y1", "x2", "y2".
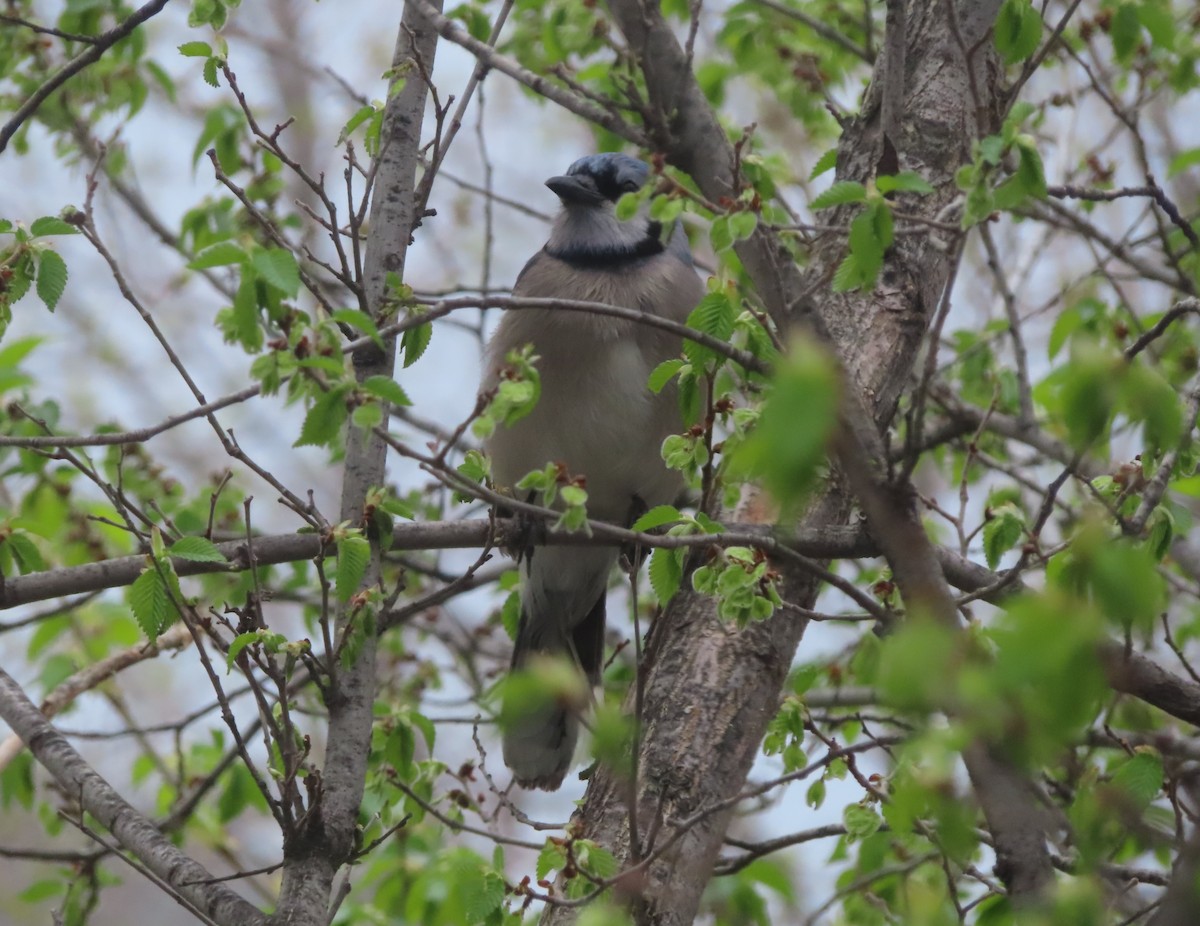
[
  {"x1": 337, "y1": 104, "x2": 378, "y2": 145},
  {"x1": 728, "y1": 211, "x2": 757, "y2": 241},
  {"x1": 251, "y1": 248, "x2": 301, "y2": 297},
  {"x1": 810, "y1": 181, "x2": 868, "y2": 209},
  {"x1": 648, "y1": 358, "x2": 685, "y2": 394},
  {"x1": 35, "y1": 251, "x2": 68, "y2": 311},
  {"x1": 1137, "y1": 3, "x2": 1176, "y2": 51},
  {"x1": 685, "y1": 291, "x2": 736, "y2": 366},
  {"x1": 710, "y1": 214, "x2": 734, "y2": 253},
  {"x1": 615, "y1": 191, "x2": 641, "y2": 221},
  {"x1": 831, "y1": 252, "x2": 863, "y2": 292},
  {"x1": 229, "y1": 265, "x2": 263, "y2": 352},
  {"x1": 226, "y1": 631, "x2": 261, "y2": 671},
  {"x1": 848, "y1": 204, "x2": 887, "y2": 284},
  {"x1": 730, "y1": 336, "x2": 839, "y2": 509},
  {"x1": 843, "y1": 803, "x2": 883, "y2": 840},
  {"x1": 648, "y1": 547, "x2": 683, "y2": 605},
  {"x1": 5, "y1": 531, "x2": 45, "y2": 574},
  {"x1": 402, "y1": 321, "x2": 432, "y2": 368},
  {"x1": 294, "y1": 386, "x2": 349, "y2": 448},
  {"x1": 202, "y1": 57, "x2": 220, "y2": 88},
  {"x1": 983, "y1": 503, "x2": 1025, "y2": 569},
  {"x1": 810, "y1": 147, "x2": 837, "y2": 180},
  {"x1": 168, "y1": 536, "x2": 227, "y2": 563},
  {"x1": 461, "y1": 869, "x2": 505, "y2": 921},
  {"x1": 536, "y1": 841, "x2": 568, "y2": 881},
  {"x1": 631, "y1": 505, "x2": 681, "y2": 532},
  {"x1": 361, "y1": 375, "x2": 412, "y2": 407},
  {"x1": 330, "y1": 308, "x2": 382, "y2": 345},
  {"x1": 876, "y1": 171, "x2": 935, "y2": 195},
  {"x1": 994, "y1": 0, "x2": 1043, "y2": 64},
  {"x1": 336, "y1": 534, "x2": 371, "y2": 602},
  {"x1": 1124, "y1": 364, "x2": 1182, "y2": 454},
  {"x1": 178, "y1": 41, "x2": 213, "y2": 57},
  {"x1": 1111, "y1": 2, "x2": 1141, "y2": 63},
  {"x1": 352, "y1": 402, "x2": 382, "y2": 431},
  {"x1": 1168, "y1": 148, "x2": 1200, "y2": 179},
  {"x1": 1110, "y1": 750, "x2": 1163, "y2": 809},
  {"x1": 30, "y1": 217, "x2": 78, "y2": 237},
  {"x1": 1014, "y1": 137, "x2": 1048, "y2": 199},
  {"x1": 130, "y1": 567, "x2": 169, "y2": 641},
  {"x1": 188, "y1": 240, "x2": 246, "y2": 268}
]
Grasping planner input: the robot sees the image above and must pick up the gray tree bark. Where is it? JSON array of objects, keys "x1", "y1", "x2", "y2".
[{"x1": 273, "y1": 4, "x2": 442, "y2": 924}]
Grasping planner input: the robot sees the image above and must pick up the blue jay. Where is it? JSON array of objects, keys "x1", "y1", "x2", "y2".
[{"x1": 481, "y1": 153, "x2": 704, "y2": 790}]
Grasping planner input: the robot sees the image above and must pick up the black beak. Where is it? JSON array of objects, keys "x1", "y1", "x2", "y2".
[{"x1": 545, "y1": 174, "x2": 604, "y2": 205}]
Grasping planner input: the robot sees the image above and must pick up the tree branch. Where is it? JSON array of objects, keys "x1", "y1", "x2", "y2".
[
  {"x1": 0, "y1": 667, "x2": 268, "y2": 926},
  {"x1": 274, "y1": 4, "x2": 442, "y2": 924},
  {"x1": 0, "y1": 0, "x2": 173, "y2": 154}
]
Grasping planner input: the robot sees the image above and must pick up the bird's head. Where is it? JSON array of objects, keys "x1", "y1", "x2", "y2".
[
  {"x1": 544, "y1": 153, "x2": 651, "y2": 208},
  {"x1": 542, "y1": 154, "x2": 676, "y2": 265}
]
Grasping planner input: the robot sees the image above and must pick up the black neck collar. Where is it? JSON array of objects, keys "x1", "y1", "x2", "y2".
[{"x1": 545, "y1": 221, "x2": 665, "y2": 270}]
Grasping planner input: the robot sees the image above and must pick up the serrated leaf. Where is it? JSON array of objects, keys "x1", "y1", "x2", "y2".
[
  {"x1": 631, "y1": 505, "x2": 681, "y2": 532},
  {"x1": 648, "y1": 358, "x2": 685, "y2": 394},
  {"x1": 178, "y1": 41, "x2": 213, "y2": 57},
  {"x1": 188, "y1": 240, "x2": 246, "y2": 268},
  {"x1": 831, "y1": 251, "x2": 862, "y2": 292},
  {"x1": 361, "y1": 375, "x2": 412, "y2": 407},
  {"x1": 202, "y1": 57, "x2": 220, "y2": 88},
  {"x1": 810, "y1": 147, "x2": 837, "y2": 180},
  {"x1": 30, "y1": 217, "x2": 78, "y2": 237},
  {"x1": 1111, "y1": 751, "x2": 1163, "y2": 809},
  {"x1": 810, "y1": 181, "x2": 868, "y2": 210},
  {"x1": 876, "y1": 171, "x2": 935, "y2": 195},
  {"x1": 130, "y1": 567, "x2": 169, "y2": 641},
  {"x1": 294, "y1": 386, "x2": 349, "y2": 448},
  {"x1": 402, "y1": 321, "x2": 432, "y2": 368},
  {"x1": 35, "y1": 250, "x2": 67, "y2": 311},
  {"x1": 168, "y1": 536, "x2": 227, "y2": 563},
  {"x1": 251, "y1": 248, "x2": 301, "y2": 297},
  {"x1": 336, "y1": 534, "x2": 371, "y2": 602},
  {"x1": 849, "y1": 207, "x2": 883, "y2": 276},
  {"x1": 461, "y1": 870, "x2": 505, "y2": 920},
  {"x1": 648, "y1": 547, "x2": 683, "y2": 605}
]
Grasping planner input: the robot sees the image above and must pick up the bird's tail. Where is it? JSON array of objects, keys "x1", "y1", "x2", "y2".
[{"x1": 501, "y1": 547, "x2": 615, "y2": 790}]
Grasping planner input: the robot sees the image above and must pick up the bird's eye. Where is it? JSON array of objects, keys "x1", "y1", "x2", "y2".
[{"x1": 621, "y1": 178, "x2": 639, "y2": 192}]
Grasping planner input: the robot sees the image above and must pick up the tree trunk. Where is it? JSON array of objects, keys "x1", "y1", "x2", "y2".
[{"x1": 544, "y1": 2, "x2": 1007, "y2": 922}]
